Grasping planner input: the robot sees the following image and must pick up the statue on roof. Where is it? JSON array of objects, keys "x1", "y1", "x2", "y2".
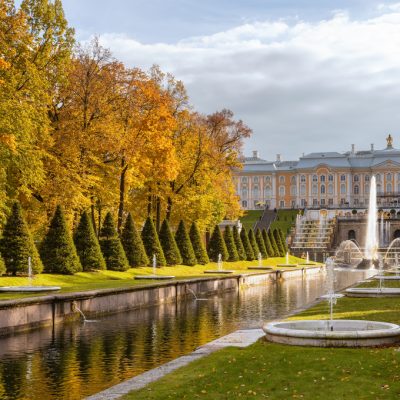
[{"x1": 387, "y1": 134, "x2": 393, "y2": 148}]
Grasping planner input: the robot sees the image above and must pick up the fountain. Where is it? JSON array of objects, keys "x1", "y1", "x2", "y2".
[
  {"x1": 357, "y1": 176, "x2": 379, "y2": 269},
  {"x1": 135, "y1": 254, "x2": 175, "y2": 280},
  {"x1": 248, "y1": 252, "x2": 273, "y2": 270},
  {"x1": 263, "y1": 256, "x2": 400, "y2": 347},
  {"x1": 204, "y1": 253, "x2": 234, "y2": 274},
  {"x1": 276, "y1": 251, "x2": 298, "y2": 268},
  {"x1": 299, "y1": 251, "x2": 315, "y2": 266},
  {"x1": 334, "y1": 240, "x2": 363, "y2": 268},
  {"x1": 0, "y1": 257, "x2": 61, "y2": 292}
]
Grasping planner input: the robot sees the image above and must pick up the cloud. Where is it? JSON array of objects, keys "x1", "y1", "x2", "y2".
[{"x1": 98, "y1": 7, "x2": 400, "y2": 160}]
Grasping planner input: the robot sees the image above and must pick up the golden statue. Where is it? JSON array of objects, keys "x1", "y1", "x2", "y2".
[{"x1": 387, "y1": 134, "x2": 393, "y2": 148}]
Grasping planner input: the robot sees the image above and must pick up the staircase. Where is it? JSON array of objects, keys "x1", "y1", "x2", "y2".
[{"x1": 254, "y1": 209, "x2": 277, "y2": 232}]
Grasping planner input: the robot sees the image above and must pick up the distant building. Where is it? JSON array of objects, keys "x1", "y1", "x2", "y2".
[{"x1": 234, "y1": 135, "x2": 400, "y2": 210}]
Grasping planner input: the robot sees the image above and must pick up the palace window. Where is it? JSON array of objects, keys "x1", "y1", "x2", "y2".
[
  {"x1": 328, "y1": 184, "x2": 334, "y2": 194},
  {"x1": 300, "y1": 184, "x2": 306, "y2": 196},
  {"x1": 253, "y1": 186, "x2": 259, "y2": 197},
  {"x1": 341, "y1": 174, "x2": 346, "y2": 181},
  {"x1": 279, "y1": 176, "x2": 285, "y2": 184},
  {"x1": 265, "y1": 186, "x2": 272, "y2": 197},
  {"x1": 313, "y1": 199, "x2": 318, "y2": 206},
  {"x1": 354, "y1": 175, "x2": 359, "y2": 182},
  {"x1": 241, "y1": 177, "x2": 248, "y2": 183},
  {"x1": 341, "y1": 198, "x2": 346, "y2": 205},
  {"x1": 265, "y1": 176, "x2": 271, "y2": 183},
  {"x1": 312, "y1": 175, "x2": 318, "y2": 182},
  {"x1": 387, "y1": 173, "x2": 392, "y2": 181},
  {"x1": 387, "y1": 183, "x2": 392, "y2": 193},
  {"x1": 242, "y1": 189, "x2": 248, "y2": 198},
  {"x1": 321, "y1": 199, "x2": 325, "y2": 206},
  {"x1": 242, "y1": 200, "x2": 247, "y2": 208},
  {"x1": 365, "y1": 184, "x2": 370, "y2": 194},
  {"x1": 253, "y1": 176, "x2": 259, "y2": 183},
  {"x1": 279, "y1": 186, "x2": 285, "y2": 196},
  {"x1": 320, "y1": 175, "x2": 326, "y2": 182},
  {"x1": 321, "y1": 185, "x2": 326, "y2": 194},
  {"x1": 354, "y1": 198, "x2": 359, "y2": 205},
  {"x1": 340, "y1": 183, "x2": 346, "y2": 194},
  {"x1": 328, "y1": 174, "x2": 334, "y2": 182},
  {"x1": 376, "y1": 174, "x2": 381, "y2": 182},
  {"x1": 377, "y1": 184, "x2": 382, "y2": 193},
  {"x1": 301, "y1": 199, "x2": 306, "y2": 207},
  {"x1": 328, "y1": 198, "x2": 334, "y2": 205},
  {"x1": 365, "y1": 175, "x2": 370, "y2": 182},
  {"x1": 279, "y1": 200, "x2": 285, "y2": 208},
  {"x1": 291, "y1": 176, "x2": 297, "y2": 184},
  {"x1": 312, "y1": 184, "x2": 318, "y2": 194},
  {"x1": 300, "y1": 175, "x2": 306, "y2": 183},
  {"x1": 290, "y1": 185, "x2": 297, "y2": 196},
  {"x1": 354, "y1": 185, "x2": 359, "y2": 195}
]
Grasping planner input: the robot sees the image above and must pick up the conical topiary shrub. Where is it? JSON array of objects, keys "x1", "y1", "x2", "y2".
[
  {"x1": 40, "y1": 205, "x2": 82, "y2": 274},
  {"x1": 233, "y1": 226, "x2": 246, "y2": 261},
  {"x1": 207, "y1": 225, "x2": 228, "y2": 262},
  {"x1": 141, "y1": 216, "x2": 166, "y2": 266},
  {"x1": 121, "y1": 213, "x2": 149, "y2": 267},
  {"x1": 0, "y1": 202, "x2": 43, "y2": 275},
  {"x1": 223, "y1": 226, "x2": 239, "y2": 262},
  {"x1": 159, "y1": 219, "x2": 182, "y2": 265},
  {"x1": 99, "y1": 212, "x2": 129, "y2": 271},
  {"x1": 248, "y1": 229, "x2": 259, "y2": 258},
  {"x1": 240, "y1": 227, "x2": 255, "y2": 261},
  {"x1": 256, "y1": 228, "x2": 268, "y2": 258},
  {"x1": 273, "y1": 229, "x2": 285, "y2": 257},
  {"x1": 74, "y1": 211, "x2": 106, "y2": 271},
  {"x1": 262, "y1": 228, "x2": 273, "y2": 258},
  {"x1": 278, "y1": 229, "x2": 289, "y2": 253},
  {"x1": 189, "y1": 222, "x2": 209, "y2": 265},
  {"x1": 0, "y1": 255, "x2": 5, "y2": 276},
  {"x1": 268, "y1": 229, "x2": 279, "y2": 257},
  {"x1": 175, "y1": 220, "x2": 197, "y2": 266}
]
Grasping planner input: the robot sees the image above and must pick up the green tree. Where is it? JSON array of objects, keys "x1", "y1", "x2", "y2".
[
  {"x1": 175, "y1": 220, "x2": 197, "y2": 266},
  {"x1": 223, "y1": 226, "x2": 239, "y2": 262},
  {"x1": 233, "y1": 226, "x2": 246, "y2": 261},
  {"x1": 278, "y1": 229, "x2": 289, "y2": 253},
  {"x1": 268, "y1": 229, "x2": 279, "y2": 257},
  {"x1": 189, "y1": 222, "x2": 209, "y2": 265},
  {"x1": 240, "y1": 227, "x2": 254, "y2": 261},
  {"x1": 74, "y1": 211, "x2": 106, "y2": 271},
  {"x1": 99, "y1": 212, "x2": 129, "y2": 271},
  {"x1": 141, "y1": 216, "x2": 166, "y2": 266},
  {"x1": 40, "y1": 205, "x2": 82, "y2": 274},
  {"x1": 273, "y1": 229, "x2": 285, "y2": 257},
  {"x1": 121, "y1": 213, "x2": 149, "y2": 267},
  {"x1": 0, "y1": 254, "x2": 5, "y2": 276},
  {"x1": 159, "y1": 219, "x2": 182, "y2": 265},
  {"x1": 248, "y1": 229, "x2": 259, "y2": 258},
  {"x1": 207, "y1": 225, "x2": 228, "y2": 262},
  {"x1": 262, "y1": 228, "x2": 273, "y2": 258},
  {"x1": 256, "y1": 228, "x2": 268, "y2": 258},
  {"x1": 0, "y1": 202, "x2": 43, "y2": 275}
]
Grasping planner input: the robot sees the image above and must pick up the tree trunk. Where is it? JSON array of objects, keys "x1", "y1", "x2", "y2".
[
  {"x1": 156, "y1": 196, "x2": 161, "y2": 232},
  {"x1": 118, "y1": 158, "x2": 128, "y2": 233},
  {"x1": 91, "y1": 203, "x2": 97, "y2": 236},
  {"x1": 166, "y1": 196, "x2": 173, "y2": 220},
  {"x1": 97, "y1": 204, "x2": 102, "y2": 239}
]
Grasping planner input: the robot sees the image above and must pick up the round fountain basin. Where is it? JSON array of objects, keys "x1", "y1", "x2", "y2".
[
  {"x1": 247, "y1": 266, "x2": 273, "y2": 271},
  {"x1": 204, "y1": 270, "x2": 234, "y2": 274},
  {"x1": 0, "y1": 286, "x2": 61, "y2": 292},
  {"x1": 346, "y1": 287, "x2": 400, "y2": 297},
  {"x1": 263, "y1": 319, "x2": 400, "y2": 347},
  {"x1": 135, "y1": 275, "x2": 175, "y2": 280},
  {"x1": 373, "y1": 275, "x2": 400, "y2": 280},
  {"x1": 276, "y1": 264, "x2": 298, "y2": 268}
]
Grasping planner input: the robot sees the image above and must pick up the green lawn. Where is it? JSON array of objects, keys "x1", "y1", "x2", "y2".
[
  {"x1": 240, "y1": 210, "x2": 263, "y2": 231},
  {"x1": 0, "y1": 255, "x2": 306, "y2": 301},
  {"x1": 125, "y1": 285, "x2": 400, "y2": 400},
  {"x1": 270, "y1": 209, "x2": 299, "y2": 235}
]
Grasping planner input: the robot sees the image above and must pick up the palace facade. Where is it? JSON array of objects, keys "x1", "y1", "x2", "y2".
[{"x1": 234, "y1": 136, "x2": 400, "y2": 210}]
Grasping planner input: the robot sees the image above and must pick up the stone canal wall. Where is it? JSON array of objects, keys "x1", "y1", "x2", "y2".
[{"x1": 0, "y1": 266, "x2": 323, "y2": 336}]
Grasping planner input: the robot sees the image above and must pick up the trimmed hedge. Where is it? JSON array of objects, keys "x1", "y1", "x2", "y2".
[
  {"x1": 233, "y1": 226, "x2": 246, "y2": 261},
  {"x1": 223, "y1": 226, "x2": 239, "y2": 262},
  {"x1": 240, "y1": 227, "x2": 255, "y2": 261},
  {"x1": 189, "y1": 222, "x2": 209, "y2": 265},
  {"x1": 255, "y1": 228, "x2": 268, "y2": 258},
  {"x1": 159, "y1": 219, "x2": 182, "y2": 265},
  {"x1": 268, "y1": 229, "x2": 280, "y2": 257},
  {"x1": 207, "y1": 225, "x2": 228, "y2": 262},
  {"x1": 141, "y1": 216, "x2": 166, "y2": 266},
  {"x1": 248, "y1": 228, "x2": 259, "y2": 258},
  {"x1": 175, "y1": 220, "x2": 197, "y2": 266}
]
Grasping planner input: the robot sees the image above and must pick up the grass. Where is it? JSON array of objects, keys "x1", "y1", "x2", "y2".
[
  {"x1": 270, "y1": 209, "x2": 299, "y2": 235},
  {"x1": 240, "y1": 210, "x2": 263, "y2": 231},
  {"x1": 0, "y1": 255, "x2": 306, "y2": 301},
  {"x1": 124, "y1": 283, "x2": 400, "y2": 400}
]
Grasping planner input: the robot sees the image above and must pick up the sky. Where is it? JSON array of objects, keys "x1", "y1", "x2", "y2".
[{"x1": 56, "y1": 1, "x2": 400, "y2": 160}]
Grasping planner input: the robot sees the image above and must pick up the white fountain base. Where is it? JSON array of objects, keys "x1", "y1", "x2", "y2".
[
  {"x1": 0, "y1": 286, "x2": 61, "y2": 292},
  {"x1": 346, "y1": 287, "x2": 400, "y2": 297},
  {"x1": 373, "y1": 275, "x2": 400, "y2": 281},
  {"x1": 263, "y1": 319, "x2": 400, "y2": 347},
  {"x1": 204, "y1": 270, "x2": 234, "y2": 274},
  {"x1": 135, "y1": 275, "x2": 175, "y2": 280},
  {"x1": 276, "y1": 264, "x2": 298, "y2": 268}
]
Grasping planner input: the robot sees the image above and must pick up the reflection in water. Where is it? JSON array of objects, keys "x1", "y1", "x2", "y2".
[{"x1": 0, "y1": 270, "x2": 369, "y2": 400}]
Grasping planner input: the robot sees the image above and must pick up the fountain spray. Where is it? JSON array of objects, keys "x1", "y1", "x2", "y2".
[{"x1": 364, "y1": 176, "x2": 378, "y2": 263}]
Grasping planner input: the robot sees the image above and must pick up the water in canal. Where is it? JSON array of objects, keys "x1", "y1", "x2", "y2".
[{"x1": 0, "y1": 270, "x2": 371, "y2": 399}]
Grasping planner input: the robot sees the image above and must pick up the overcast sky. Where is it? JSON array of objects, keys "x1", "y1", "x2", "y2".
[{"x1": 59, "y1": 1, "x2": 400, "y2": 160}]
